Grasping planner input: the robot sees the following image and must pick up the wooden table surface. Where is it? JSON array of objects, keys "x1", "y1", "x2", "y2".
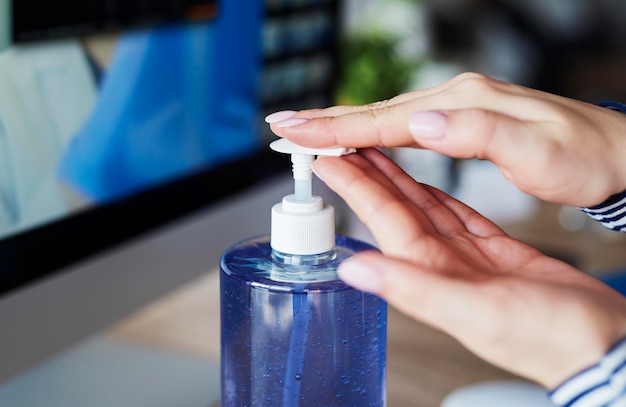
[{"x1": 109, "y1": 200, "x2": 626, "y2": 406}]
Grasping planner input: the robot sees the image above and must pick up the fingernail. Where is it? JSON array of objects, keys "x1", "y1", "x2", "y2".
[
  {"x1": 338, "y1": 258, "x2": 383, "y2": 294},
  {"x1": 265, "y1": 110, "x2": 297, "y2": 123},
  {"x1": 275, "y1": 118, "x2": 309, "y2": 128},
  {"x1": 408, "y1": 111, "x2": 447, "y2": 139}
]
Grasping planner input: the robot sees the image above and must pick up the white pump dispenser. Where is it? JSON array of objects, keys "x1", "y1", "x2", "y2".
[{"x1": 269, "y1": 139, "x2": 356, "y2": 255}]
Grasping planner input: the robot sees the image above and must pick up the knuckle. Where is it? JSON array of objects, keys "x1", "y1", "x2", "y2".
[
  {"x1": 366, "y1": 99, "x2": 392, "y2": 111},
  {"x1": 361, "y1": 103, "x2": 393, "y2": 146},
  {"x1": 306, "y1": 108, "x2": 328, "y2": 118},
  {"x1": 459, "y1": 74, "x2": 498, "y2": 93},
  {"x1": 325, "y1": 115, "x2": 344, "y2": 145},
  {"x1": 455, "y1": 71, "x2": 489, "y2": 82}
]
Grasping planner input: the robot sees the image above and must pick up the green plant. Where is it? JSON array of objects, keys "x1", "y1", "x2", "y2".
[{"x1": 335, "y1": 32, "x2": 418, "y2": 105}]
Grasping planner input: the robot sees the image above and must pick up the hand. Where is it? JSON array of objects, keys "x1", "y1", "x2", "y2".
[
  {"x1": 313, "y1": 148, "x2": 626, "y2": 388},
  {"x1": 267, "y1": 72, "x2": 626, "y2": 207}
]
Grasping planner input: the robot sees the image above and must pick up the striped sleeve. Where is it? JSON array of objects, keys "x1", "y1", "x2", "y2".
[
  {"x1": 549, "y1": 337, "x2": 626, "y2": 407},
  {"x1": 579, "y1": 191, "x2": 626, "y2": 233}
]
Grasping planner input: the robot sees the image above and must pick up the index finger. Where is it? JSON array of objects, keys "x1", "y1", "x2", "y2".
[
  {"x1": 313, "y1": 151, "x2": 438, "y2": 259},
  {"x1": 269, "y1": 103, "x2": 419, "y2": 149}
]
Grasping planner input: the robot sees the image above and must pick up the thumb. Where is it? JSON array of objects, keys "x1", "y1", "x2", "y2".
[
  {"x1": 338, "y1": 251, "x2": 478, "y2": 336},
  {"x1": 409, "y1": 109, "x2": 540, "y2": 172}
]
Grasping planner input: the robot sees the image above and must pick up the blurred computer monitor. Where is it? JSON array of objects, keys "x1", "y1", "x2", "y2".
[{"x1": 0, "y1": 0, "x2": 339, "y2": 404}]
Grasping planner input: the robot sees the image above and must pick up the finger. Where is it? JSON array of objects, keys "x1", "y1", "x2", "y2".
[
  {"x1": 269, "y1": 101, "x2": 420, "y2": 149},
  {"x1": 269, "y1": 73, "x2": 484, "y2": 122},
  {"x1": 412, "y1": 108, "x2": 565, "y2": 202},
  {"x1": 312, "y1": 153, "x2": 438, "y2": 256},
  {"x1": 319, "y1": 152, "x2": 516, "y2": 275},
  {"x1": 358, "y1": 148, "x2": 469, "y2": 236},
  {"x1": 410, "y1": 107, "x2": 540, "y2": 160},
  {"x1": 337, "y1": 251, "x2": 490, "y2": 339},
  {"x1": 422, "y1": 184, "x2": 506, "y2": 238},
  {"x1": 352, "y1": 148, "x2": 505, "y2": 238}
]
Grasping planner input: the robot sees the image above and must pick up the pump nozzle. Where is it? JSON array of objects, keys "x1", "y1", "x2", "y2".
[
  {"x1": 269, "y1": 139, "x2": 356, "y2": 255},
  {"x1": 270, "y1": 138, "x2": 355, "y2": 204}
]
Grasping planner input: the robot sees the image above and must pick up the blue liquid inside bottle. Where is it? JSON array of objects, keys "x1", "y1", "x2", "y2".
[{"x1": 220, "y1": 235, "x2": 387, "y2": 407}]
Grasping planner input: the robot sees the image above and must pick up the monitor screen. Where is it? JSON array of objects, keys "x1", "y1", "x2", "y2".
[
  {"x1": 0, "y1": 0, "x2": 338, "y2": 296},
  {"x1": 0, "y1": 0, "x2": 268, "y2": 294},
  {"x1": 0, "y1": 0, "x2": 339, "y2": 390}
]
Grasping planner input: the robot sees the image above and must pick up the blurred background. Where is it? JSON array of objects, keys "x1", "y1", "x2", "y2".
[{"x1": 109, "y1": 2, "x2": 626, "y2": 406}]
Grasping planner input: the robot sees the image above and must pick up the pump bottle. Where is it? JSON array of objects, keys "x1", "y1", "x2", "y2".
[{"x1": 220, "y1": 139, "x2": 387, "y2": 406}]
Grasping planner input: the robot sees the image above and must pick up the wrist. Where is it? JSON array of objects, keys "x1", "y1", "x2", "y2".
[
  {"x1": 549, "y1": 336, "x2": 626, "y2": 406},
  {"x1": 598, "y1": 101, "x2": 626, "y2": 202}
]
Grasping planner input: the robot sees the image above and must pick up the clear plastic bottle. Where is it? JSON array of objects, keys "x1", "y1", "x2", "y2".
[
  {"x1": 220, "y1": 234, "x2": 387, "y2": 406},
  {"x1": 220, "y1": 139, "x2": 387, "y2": 406}
]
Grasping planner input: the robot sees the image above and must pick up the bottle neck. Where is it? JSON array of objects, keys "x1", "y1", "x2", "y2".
[{"x1": 271, "y1": 248, "x2": 337, "y2": 266}]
